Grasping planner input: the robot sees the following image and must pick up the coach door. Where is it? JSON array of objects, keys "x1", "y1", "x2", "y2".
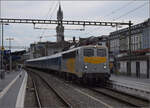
[
  {"x1": 75, "y1": 50, "x2": 79, "y2": 72},
  {"x1": 136, "y1": 62, "x2": 140, "y2": 78},
  {"x1": 147, "y1": 59, "x2": 150, "y2": 78},
  {"x1": 127, "y1": 62, "x2": 131, "y2": 76}
]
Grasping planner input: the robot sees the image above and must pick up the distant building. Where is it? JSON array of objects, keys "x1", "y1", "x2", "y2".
[
  {"x1": 21, "y1": 52, "x2": 30, "y2": 61},
  {"x1": 109, "y1": 18, "x2": 150, "y2": 78},
  {"x1": 142, "y1": 19, "x2": 150, "y2": 49},
  {"x1": 29, "y1": 41, "x2": 71, "y2": 59},
  {"x1": 77, "y1": 35, "x2": 109, "y2": 47},
  {"x1": 46, "y1": 41, "x2": 71, "y2": 55},
  {"x1": 11, "y1": 50, "x2": 27, "y2": 69},
  {"x1": 109, "y1": 18, "x2": 150, "y2": 55},
  {"x1": 29, "y1": 42, "x2": 46, "y2": 58}
]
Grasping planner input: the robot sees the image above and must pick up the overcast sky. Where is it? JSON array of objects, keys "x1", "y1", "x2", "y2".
[{"x1": 1, "y1": 0, "x2": 149, "y2": 51}]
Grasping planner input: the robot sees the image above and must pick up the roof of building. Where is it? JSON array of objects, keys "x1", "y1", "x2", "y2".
[
  {"x1": 109, "y1": 18, "x2": 150, "y2": 37},
  {"x1": 77, "y1": 36, "x2": 108, "y2": 46}
]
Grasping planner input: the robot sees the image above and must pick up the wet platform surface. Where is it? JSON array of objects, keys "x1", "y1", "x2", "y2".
[
  {"x1": 0, "y1": 70, "x2": 27, "y2": 108},
  {"x1": 110, "y1": 74, "x2": 150, "y2": 92}
]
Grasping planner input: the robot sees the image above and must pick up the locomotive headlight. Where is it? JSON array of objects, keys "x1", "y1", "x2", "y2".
[
  {"x1": 84, "y1": 65, "x2": 87, "y2": 69},
  {"x1": 104, "y1": 65, "x2": 106, "y2": 69}
]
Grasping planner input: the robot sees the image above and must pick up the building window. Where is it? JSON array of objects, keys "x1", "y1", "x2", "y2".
[
  {"x1": 136, "y1": 36, "x2": 138, "y2": 42},
  {"x1": 117, "y1": 63, "x2": 120, "y2": 69}
]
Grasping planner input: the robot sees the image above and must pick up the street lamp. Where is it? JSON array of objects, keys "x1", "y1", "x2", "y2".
[
  {"x1": 6, "y1": 37, "x2": 14, "y2": 72},
  {"x1": 0, "y1": 23, "x2": 9, "y2": 79}
]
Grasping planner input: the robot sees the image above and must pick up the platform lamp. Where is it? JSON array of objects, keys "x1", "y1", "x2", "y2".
[
  {"x1": 0, "y1": 23, "x2": 9, "y2": 79},
  {"x1": 6, "y1": 37, "x2": 14, "y2": 73}
]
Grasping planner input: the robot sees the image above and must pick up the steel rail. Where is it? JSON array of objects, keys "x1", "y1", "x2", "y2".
[
  {"x1": 31, "y1": 71, "x2": 72, "y2": 108},
  {"x1": 89, "y1": 87, "x2": 149, "y2": 107},
  {"x1": 32, "y1": 79, "x2": 42, "y2": 108},
  {"x1": 105, "y1": 81, "x2": 150, "y2": 102}
]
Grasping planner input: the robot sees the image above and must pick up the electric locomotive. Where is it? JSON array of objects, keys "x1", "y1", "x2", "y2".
[{"x1": 25, "y1": 45, "x2": 110, "y2": 83}]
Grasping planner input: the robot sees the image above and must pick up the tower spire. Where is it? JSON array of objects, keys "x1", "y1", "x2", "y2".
[
  {"x1": 57, "y1": 2, "x2": 63, "y2": 21},
  {"x1": 56, "y1": 2, "x2": 64, "y2": 42},
  {"x1": 59, "y1": 1, "x2": 61, "y2": 10}
]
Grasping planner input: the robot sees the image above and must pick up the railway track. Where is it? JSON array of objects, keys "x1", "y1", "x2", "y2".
[
  {"x1": 26, "y1": 68, "x2": 150, "y2": 108},
  {"x1": 55, "y1": 75, "x2": 150, "y2": 107},
  {"x1": 66, "y1": 81, "x2": 149, "y2": 107},
  {"x1": 26, "y1": 68, "x2": 113, "y2": 108},
  {"x1": 105, "y1": 81, "x2": 150, "y2": 106},
  {"x1": 28, "y1": 72, "x2": 72, "y2": 108},
  {"x1": 31, "y1": 79, "x2": 42, "y2": 108},
  {"x1": 107, "y1": 79, "x2": 150, "y2": 101},
  {"x1": 24, "y1": 74, "x2": 40, "y2": 107},
  {"x1": 89, "y1": 87, "x2": 149, "y2": 107}
]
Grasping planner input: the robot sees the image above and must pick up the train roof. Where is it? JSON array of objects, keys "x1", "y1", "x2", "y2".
[
  {"x1": 62, "y1": 45, "x2": 107, "y2": 53},
  {"x1": 82, "y1": 45, "x2": 107, "y2": 49},
  {"x1": 26, "y1": 45, "x2": 107, "y2": 62},
  {"x1": 26, "y1": 53, "x2": 61, "y2": 62},
  {"x1": 60, "y1": 45, "x2": 106, "y2": 55}
]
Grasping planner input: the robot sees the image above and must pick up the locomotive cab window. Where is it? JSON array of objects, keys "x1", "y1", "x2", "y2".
[
  {"x1": 84, "y1": 49, "x2": 94, "y2": 57},
  {"x1": 97, "y1": 49, "x2": 106, "y2": 57}
]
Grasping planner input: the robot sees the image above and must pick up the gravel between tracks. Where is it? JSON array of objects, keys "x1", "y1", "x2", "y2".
[{"x1": 29, "y1": 72, "x2": 69, "y2": 108}]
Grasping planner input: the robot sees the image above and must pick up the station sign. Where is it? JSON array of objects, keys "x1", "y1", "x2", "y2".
[
  {"x1": 0, "y1": 50, "x2": 11, "y2": 55},
  {"x1": 1, "y1": 46, "x2": 5, "y2": 50}
]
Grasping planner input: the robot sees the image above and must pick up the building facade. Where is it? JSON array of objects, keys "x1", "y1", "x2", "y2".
[
  {"x1": 142, "y1": 22, "x2": 150, "y2": 49},
  {"x1": 109, "y1": 18, "x2": 150, "y2": 78},
  {"x1": 29, "y1": 41, "x2": 71, "y2": 59}
]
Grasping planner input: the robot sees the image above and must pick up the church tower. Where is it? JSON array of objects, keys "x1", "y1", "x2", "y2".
[{"x1": 56, "y1": 4, "x2": 64, "y2": 42}]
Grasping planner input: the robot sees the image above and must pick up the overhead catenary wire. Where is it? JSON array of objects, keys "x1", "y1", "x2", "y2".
[
  {"x1": 40, "y1": 1, "x2": 137, "y2": 40},
  {"x1": 82, "y1": 1, "x2": 137, "y2": 36},
  {"x1": 38, "y1": 1, "x2": 55, "y2": 29},
  {"x1": 39, "y1": 1, "x2": 59, "y2": 40},
  {"x1": 38, "y1": 1, "x2": 56, "y2": 39},
  {"x1": 113, "y1": 2, "x2": 148, "y2": 21},
  {"x1": 103, "y1": 0, "x2": 137, "y2": 18},
  {"x1": 44, "y1": 1, "x2": 56, "y2": 19},
  {"x1": 84, "y1": 1, "x2": 148, "y2": 36}
]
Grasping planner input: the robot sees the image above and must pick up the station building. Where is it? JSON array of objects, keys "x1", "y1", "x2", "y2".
[
  {"x1": 77, "y1": 35, "x2": 109, "y2": 47},
  {"x1": 109, "y1": 18, "x2": 150, "y2": 78},
  {"x1": 29, "y1": 41, "x2": 71, "y2": 59}
]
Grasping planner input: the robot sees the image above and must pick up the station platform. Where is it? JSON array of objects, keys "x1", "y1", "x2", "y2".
[
  {"x1": 110, "y1": 74, "x2": 150, "y2": 100},
  {"x1": 111, "y1": 74, "x2": 150, "y2": 84},
  {"x1": 0, "y1": 70, "x2": 28, "y2": 108}
]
